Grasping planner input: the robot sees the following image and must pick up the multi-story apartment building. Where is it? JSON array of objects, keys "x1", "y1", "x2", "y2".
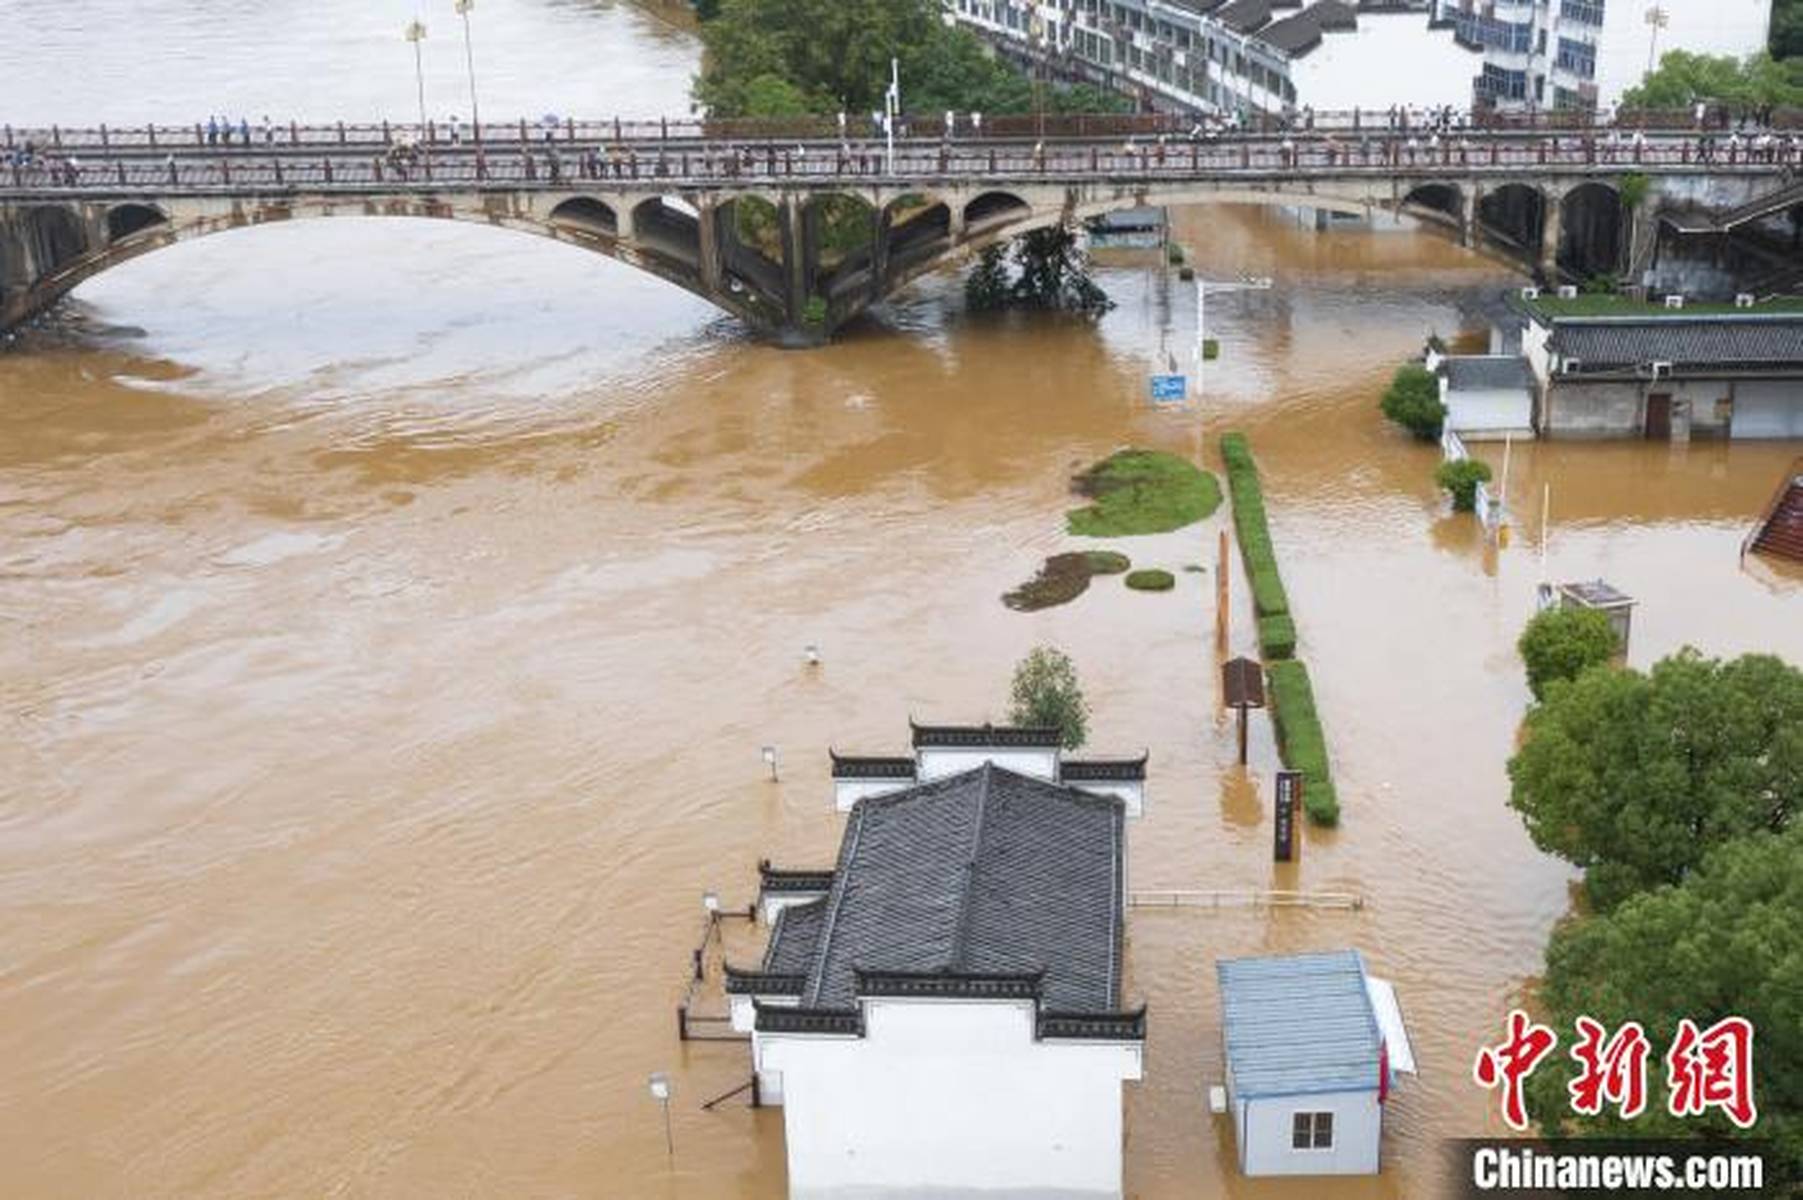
[
  {"x1": 1438, "y1": 0, "x2": 1772, "y2": 112},
  {"x1": 945, "y1": 0, "x2": 1482, "y2": 120}
]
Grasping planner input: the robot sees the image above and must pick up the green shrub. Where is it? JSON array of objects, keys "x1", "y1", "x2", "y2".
[
  {"x1": 1202, "y1": 338, "x2": 1220, "y2": 361},
  {"x1": 1435, "y1": 458, "x2": 1493, "y2": 512},
  {"x1": 1066, "y1": 449, "x2": 1222, "y2": 536},
  {"x1": 1266, "y1": 660, "x2": 1339, "y2": 825},
  {"x1": 1380, "y1": 363, "x2": 1446, "y2": 441},
  {"x1": 1517, "y1": 606, "x2": 1620, "y2": 701},
  {"x1": 1166, "y1": 242, "x2": 1185, "y2": 265},
  {"x1": 1258, "y1": 613, "x2": 1296, "y2": 659},
  {"x1": 1125, "y1": 568, "x2": 1175, "y2": 591},
  {"x1": 801, "y1": 294, "x2": 829, "y2": 327},
  {"x1": 1219, "y1": 433, "x2": 1290, "y2": 618}
]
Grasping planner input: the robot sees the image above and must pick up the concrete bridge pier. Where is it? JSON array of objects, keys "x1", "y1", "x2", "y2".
[{"x1": 1538, "y1": 197, "x2": 1563, "y2": 283}]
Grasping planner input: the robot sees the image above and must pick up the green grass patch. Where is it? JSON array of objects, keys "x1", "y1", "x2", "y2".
[
  {"x1": 1258, "y1": 613, "x2": 1296, "y2": 660},
  {"x1": 1267, "y1": 660, "x2": 1338, "y2": 826},
  {"x1": 1218, "y1": 433, "x2": 1290, "y2": 618},
  {"x1": 1066, "y1": 449, "x2": 1222, "y2": 537},
  {"x1": 1002, "y1": 549, "x2": 1131, "y2": 611},
  {"x1": 1125, "y1": 568, "x2": 1175, "y2": 591}
]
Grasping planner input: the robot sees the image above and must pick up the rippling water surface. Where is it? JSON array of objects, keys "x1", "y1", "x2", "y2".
[{"x1": 3, "y1": 3, "x2": 1800, "y2": 1196}]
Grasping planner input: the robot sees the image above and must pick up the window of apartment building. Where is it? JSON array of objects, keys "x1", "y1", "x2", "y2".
[
  {"x1": 1555, "y1": 35, "x2": 1596, "y2": 77},
  {"x1": 1292, "y1": 1112, "x2": 1335, "y2": 1151},
  {"x1": 1559, "y1": 0, "x2": 1604, "y2": 24},
  {"x1": 1478, "y1": 62, "x2": 1528, "y2": 99}
]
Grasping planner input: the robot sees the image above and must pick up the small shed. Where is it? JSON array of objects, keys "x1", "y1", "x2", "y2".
[
  {"x1": 1437, "y1": 355, "x2": 1536, "y2": 441},
  {"x1": 1555, "y1": 578, "x2": 1636, "y2": 652},
  {"x1": 1216, "y1": 950, "x2": 1415, "y2": 1177}
]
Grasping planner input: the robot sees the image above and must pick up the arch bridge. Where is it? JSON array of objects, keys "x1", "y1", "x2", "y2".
[{"x1": 2, "y1": 125, "x2": 1794, "y2": 343}]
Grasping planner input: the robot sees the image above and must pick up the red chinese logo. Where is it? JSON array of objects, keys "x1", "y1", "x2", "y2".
[
  {"x1": 1667, "y1": 1016, "x2": 1758, "y2": 1129},
  {"x1": 1475, "y1": 1012, "x2": 1758, "y2": 1130},
  {"x1": 1473, "y1": 1008, "x2": 1559, "y2": 1131},
  {"x1": 1568, "y1": 1016, "x2": 1651, "y2": 1120}
]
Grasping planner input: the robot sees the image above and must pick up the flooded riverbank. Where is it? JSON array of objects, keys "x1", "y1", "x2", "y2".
[{"x1": 3, "y1": 3, "x2": 1800, "y2": 1196}]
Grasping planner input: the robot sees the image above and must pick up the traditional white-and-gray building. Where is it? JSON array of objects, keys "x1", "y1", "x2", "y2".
[{"x1": 729, "y1": 734, "x2": 1146, "y2": 1198}]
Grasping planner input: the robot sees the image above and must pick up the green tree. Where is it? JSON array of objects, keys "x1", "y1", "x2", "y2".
[
  {"x1": 1435, "y1": 458, "x2": 1493, "y2": 512},
  {"x1": 965, "y1": 244, "x2": 1011, "y2": 312},
  {"x1": 1621, "y1": 49, "x2": 1803, "y2": 110},
  {"x1": 1381, "y1": 363, "x2": 1446, "y2": 441},
  {"x1": 1009, "y1": 225, "x2": 1114, "y2": 315},
  {"x1": 741, "y1": 74, "x2": 814, "y2": 118},
  {"x1": 1507, "y1": 649, "x2": 1803, "y2": 910},
  {"x1": 1517, "y1": 606, "x2": 1620, "y2": 701},
  {"x1": 1526, "y1": 827, "x2": 1803, "y2": 1170},
  {"x1": 1009, "y1": 646, "x2": 1090, "y2": 749},
  {"x1": 1774, "y1": 0, "x2": 1803, "y2": 59}
]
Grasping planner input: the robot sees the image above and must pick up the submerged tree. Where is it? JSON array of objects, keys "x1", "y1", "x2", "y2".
[
  {"x1": 1507, "y1": 648, "x2": 1803, "y2": 910},
  {"x1": 1009, "y1": 226, "x2": 1114, "y2": 315},
  {"x1": 1009, "y1": 646, "x2": 1090, "y2": 749},
  {"x1": 965, "y1": 244, "x2": 1012, "y2": 312},
  {"x1": 1517, "y1": 606, "x2": 1619, "y2": 701}
]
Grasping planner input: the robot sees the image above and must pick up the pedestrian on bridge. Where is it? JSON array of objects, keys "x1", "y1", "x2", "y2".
[
  {"x1": 239, "y1": 117, "x2": 251, "y2": 146},
  {"x1": 206, "y1": 115, "x2": 218, "y2": 146}
]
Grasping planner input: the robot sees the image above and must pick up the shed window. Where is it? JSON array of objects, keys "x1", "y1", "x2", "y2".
[{"x1": 1292, "y1": 1111, "x2": 1334, "y2": 1150}]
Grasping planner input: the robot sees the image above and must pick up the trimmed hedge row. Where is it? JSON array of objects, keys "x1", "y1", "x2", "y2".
[
  {"x1": 1219, "y1": 433, "x2": 1292, "y2": 635},
  {"x1": 1221, "y1": 432, "x2": 1340, "y2": 826},
  {"x1": 1267, "y1": 660, "x2": 1340, "y2": 826},
  {"x1": 1257, "y1": 613, "x2": 1297, "y2": 660}
]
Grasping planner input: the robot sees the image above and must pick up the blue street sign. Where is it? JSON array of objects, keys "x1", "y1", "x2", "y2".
[{"x1": 1150, "y1": 374, "x2": 1186, "y2": 402}]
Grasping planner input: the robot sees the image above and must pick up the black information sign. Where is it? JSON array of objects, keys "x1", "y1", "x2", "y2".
[{"x1": 1274, "y1": 770, "x2": 1302, "y2": 862}]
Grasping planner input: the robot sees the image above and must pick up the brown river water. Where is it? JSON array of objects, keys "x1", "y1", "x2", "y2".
[{"x1": 3, "y1": 3, "x2": 1800, "y2": 1197}]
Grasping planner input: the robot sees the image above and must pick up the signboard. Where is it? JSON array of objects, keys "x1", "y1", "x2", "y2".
[
  {"x1": 1274, "y1": 770, "x2": 1303, "y2": 862},
  {"x1": 1149, "y1": 374, "x2": 1186, "y2": 402},
  {"x1": 1221, "y1": 657, "x2": 1265, "y2": 708}
]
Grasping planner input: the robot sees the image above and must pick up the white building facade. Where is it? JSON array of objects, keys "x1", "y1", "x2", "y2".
[
  {"x1": 946, "y1": 0, "x2": 1481, "y2": 120},
  {"x1": 729, "y1": 749, "x2": 1145, "y2": 1198},
  {"x1": 1440, "y1": 0, "x2": 1772, "y2": 112},
  {"x1": 831, "y1": 721, "x2": 1147, "y2": 815}
]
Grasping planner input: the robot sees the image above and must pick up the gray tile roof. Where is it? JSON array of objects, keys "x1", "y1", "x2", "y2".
[
  {"x1": 764, "y1": 899, "x2": 826, "y2": 974},
  {"x1": 1217, "y1": 950, "x2": 1382, "y2": 1098},
  {"x1": 1444, "y1": 355, "x2": 1534, "y2": 392},
  {"x1": 1216, "y1": 0, "x2": 1273, "y2": 32},
  {"x1": 1550, "y1": 315, "x2": 1803, "y2": 371},
  {"x1": 1261, "y1": 0, "x2": 1359, "y2": 54},
  {"x1": 800, "y1": 764, "x2": 1125, "y2": 1013},
  {"x1": 910, "y1": 720, "x2": 1063, "y2": 748}
]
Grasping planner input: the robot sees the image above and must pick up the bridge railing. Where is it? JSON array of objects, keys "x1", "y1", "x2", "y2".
[
  {"x1": 4, "y1": 132, "x2": 1798, "y2": 194},
  {"x1": 8, "y1": 104, "x2": 1803, "y2": 154}
]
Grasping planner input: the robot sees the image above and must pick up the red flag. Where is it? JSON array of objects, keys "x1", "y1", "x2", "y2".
[{"x1": 1379, "y1": 1038, "x2": 1390, "y2": 1105}]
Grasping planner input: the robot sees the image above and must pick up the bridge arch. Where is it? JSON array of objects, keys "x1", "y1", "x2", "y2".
[
  {"x1": 105, "y1": 202, "x2": 168, "y2": 243},
  {"x1": 1477, "y1": 183, "x2": 1546, "y2": 257},
  {"x1": 547, "y1": 196, "x2": 617, "y2": 239},
  {"x1": 963, "y1": 190, "x2": 1032, "y2": 231},
  {"x1": 1558, "y1": 181, "x2": 1623, "y2": 279},
  {"x1": 1401, "y1": 182, "x2": 1463, "y2": 230},
  {"x1": 630, "y1": 194, "x2": 702, "y2": 277}
]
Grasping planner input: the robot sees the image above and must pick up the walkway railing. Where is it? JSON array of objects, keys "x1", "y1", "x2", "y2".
[
  {"x1": 6, "y1": 103, "x2": 1803, "y2": 152},
  {"x1": 1441, "y1": 426, "x2": 1505, "y2": 533},
  {"x1": 1127, "y1": 888, "x2": 1365, "y2": 910}
]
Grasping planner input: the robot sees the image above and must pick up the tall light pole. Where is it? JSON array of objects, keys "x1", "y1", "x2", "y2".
[
  {"x1": 404, "y1": 18, "x2": 428, "y2": 134},
  {"x1": 454, "y1": 0, "x2": 481, "y2": 141},
  {"x1": 1644, "y1": 5, "x2": 1669, "y2": 74}
]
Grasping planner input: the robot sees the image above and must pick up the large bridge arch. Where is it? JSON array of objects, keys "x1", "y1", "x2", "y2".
[
  {"x1": 1558, "y1": 181, "x2": 1624, "y2": 279},
  {"x1": 0, "y1": 192, "x2": 778, "y2": 337}
]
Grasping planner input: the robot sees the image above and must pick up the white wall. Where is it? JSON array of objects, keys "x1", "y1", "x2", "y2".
[
  {"x1": 1593, "y1": 0, "x2": 1771, "y2": 108},
  {"x1": 1065, "y1": 779, "x2": 1145, "y2": 818},
  {"x1": 1240, "y1": 1089, "x2": 1383, "y2": 1176},
  {"x1": 917, "y1": 747, "x2": 1060, "y2": 781},
  {"x1": 761, "y1": 890, "x2": 828, "y2": 924},
  {"x1": 1445, "y1": 382, "x2": 1535, "y2": 438},
  {"x1": 758, "y1": 998, "x2": 1142, "y2": 1198},
  {"x1": 1289, "y1": 14, "x2": 1480, "y2": 112},
  {"x1": 1730, "y1": 380, "x2": 1803, "y2": 438},
  {"x1": 833, "y1": 778, "x2": 916, "y2": 812}
]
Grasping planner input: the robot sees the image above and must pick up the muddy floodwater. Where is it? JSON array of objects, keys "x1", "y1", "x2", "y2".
[{"x1": 4, "y1": 3, "x2": 1801, "y2": 1198}]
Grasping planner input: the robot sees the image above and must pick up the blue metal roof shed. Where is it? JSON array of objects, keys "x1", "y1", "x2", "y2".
[{"x1": 1217, "y1": 949, "x2": 1385, "y2": 1099}]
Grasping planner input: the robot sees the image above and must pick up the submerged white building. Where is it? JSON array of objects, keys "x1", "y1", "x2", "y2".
[
  {"x1": 729, "y1": 724, "x2": 1148, "y2": 1198},
  {"x1": 1217, "y1": 949, "x2": 1416, "y2": 1176}
]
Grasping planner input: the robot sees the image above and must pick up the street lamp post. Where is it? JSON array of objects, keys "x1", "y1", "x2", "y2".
[
  {"x1": 1644, "y1": 5, "x2": 1669, "y2": 74},
  {"x1": 648, "y1": 1072, "x2": 674, "y2": 1164},
  {"x1": 454, "y1": 0, "x2": 481, "y2": 142},
  {"x1": 404, "y1": 19, "x2": 428, "y2": 135}
]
